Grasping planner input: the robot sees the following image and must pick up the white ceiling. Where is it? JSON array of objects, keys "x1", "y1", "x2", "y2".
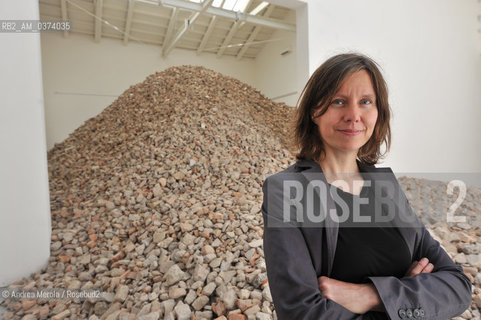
[{"x1": 39, "y1": 0, "x2": 296, "y2": 60}]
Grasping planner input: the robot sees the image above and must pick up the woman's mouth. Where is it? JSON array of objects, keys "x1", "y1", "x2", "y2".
[{"x1": 338, "y1": 130, "x2": 362, "y2": 136}]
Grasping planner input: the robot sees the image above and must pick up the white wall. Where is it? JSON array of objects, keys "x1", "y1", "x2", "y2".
[
  {"x1": 0, "y1": 0, "x2": 51, "y2": 286},
  {"x1": 254, "y1": 10, "x2": 298, "y2": 106},
  {"x1": 306, "y1": 0, "x2": 481, "y2": 173},
  {"x1": 265, "y1": 0, "x2": 309, "y2": 105},
  {"x1": 41, "y1": 33, "x2": 259, "y2": 149},
  {"x1": 295, "y1": 2, "x2": 309, "y2": 102}
]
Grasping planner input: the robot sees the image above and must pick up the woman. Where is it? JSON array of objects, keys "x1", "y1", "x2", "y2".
[{"x1": 261, "y1": 53, "x2": 472, "y2": 319}]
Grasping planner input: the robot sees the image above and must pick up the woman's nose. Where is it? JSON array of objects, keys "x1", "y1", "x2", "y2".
[{"x1": 342, "y1": 102, "x2": 361, "y2": 122}]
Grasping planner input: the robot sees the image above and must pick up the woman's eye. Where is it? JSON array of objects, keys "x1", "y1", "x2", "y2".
[
  {"x1": 361, "y1": 99, "x2": 372, "y2": 105},
  {"x1": 331, "y1": 99, "x2": 344, "y2": 105}
]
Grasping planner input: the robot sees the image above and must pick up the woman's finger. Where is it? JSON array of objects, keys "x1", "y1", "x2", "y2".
[
  {"x1": 404, "y1": 260, "x2": 418, "y2": 277},
  {"x1": 410, "y1": 257, "x2": 429, "y2": 276},
  {"x1": 421, "y1": 263, "x2": 434, "y2": 273}
]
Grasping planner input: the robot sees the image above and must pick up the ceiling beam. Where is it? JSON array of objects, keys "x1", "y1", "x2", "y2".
[
  {"x1": 216, "y1": 20, "x2": 241, "y2": 58},
  {"x1": 123, "y1": 0, "x2": 135, "y2": 45},
  {"x1": 162, "y1": 0, "x2": 213, "y2": 57},
  {"x1": 196, "y1": 15, "x2": 216, "y2": 55},
  {"x1": 94, "y1": 0, "x2": 103, "y2": 42},
  {"x1": 163, "y1": 7, "x2": 178, "y2": 49},
  {"x1": 158, "y1": 0, "x2": 295, "y2": 32},
  {"x1": 236, "y1": 4, "x2": 275, "y2": 60},
  {"x1": 216, "y1": 0, "x2": 253, "y2": 58},
  {"x1": 60, "y1": 0, "x2": 69, "y2": 37}
]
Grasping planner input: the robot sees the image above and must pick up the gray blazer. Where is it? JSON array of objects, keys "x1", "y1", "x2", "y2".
[{"x1": 261, "y1": 159, "x2": 472, "y2": 320}]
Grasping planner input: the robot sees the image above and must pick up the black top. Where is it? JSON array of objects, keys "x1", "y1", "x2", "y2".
[{"x1": 327, "y1": 173, "x2": 412, "y2": 319}]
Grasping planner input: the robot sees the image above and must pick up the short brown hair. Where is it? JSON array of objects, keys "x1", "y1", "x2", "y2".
[{"x1": 290, "y1": 53, "x2": 391, "y2": 166}]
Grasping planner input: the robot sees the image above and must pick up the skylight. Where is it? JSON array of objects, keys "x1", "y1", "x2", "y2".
[
  {"x1": 189, "y1": 0, "x2": 263, "y2": 14},
  {"x1": 249, "y1": 1, "x2": 269, "y2": 15},
  {"x1": 212, "y1": 0, "x2": 223, "y2": 7}
]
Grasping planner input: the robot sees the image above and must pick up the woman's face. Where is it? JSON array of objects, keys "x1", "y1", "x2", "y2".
[{"x1": 312, "y1": 70, "x2": 378, "y2": 157}]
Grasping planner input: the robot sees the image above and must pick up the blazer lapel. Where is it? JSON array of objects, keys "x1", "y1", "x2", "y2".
[{"x1": 297, "y1": 160, "x2": 339, "y2": 276}]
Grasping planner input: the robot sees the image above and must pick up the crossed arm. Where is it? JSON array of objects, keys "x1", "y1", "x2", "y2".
[{"x1": 317, "y1": 258, "x2": 435, "y2": 314}]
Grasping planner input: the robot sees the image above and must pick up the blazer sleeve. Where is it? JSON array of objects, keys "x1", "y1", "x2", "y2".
[
  {"x1": 261, "y1": 176, "x2": 364, "y2": 320},
  {"x1": 367, "y1": 198, "x2": 472, "y2": 320}
]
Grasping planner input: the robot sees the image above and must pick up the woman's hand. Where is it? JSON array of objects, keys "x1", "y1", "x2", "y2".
[
  {"x1": 317, "y1": 258, "x2": 435, "y2": 314},
  {"x1": 317, "y1": 276, "x2": 383, "y2": 314},
  {"x1": 404, "y1": 257, "x2": 434, "y2": 277}
]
